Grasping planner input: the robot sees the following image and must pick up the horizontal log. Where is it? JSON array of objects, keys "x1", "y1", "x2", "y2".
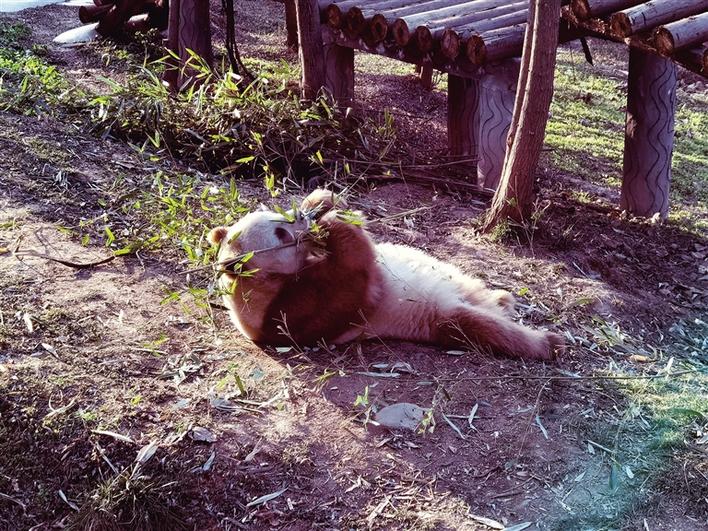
[
  {"x1": 466, "y1": 23, "x2": 527, "y2": 64},
  {"x1": 570, "y1": 0, "x2": 642, "y2": 20},
  {"x1": 654, "y1": 12, "x2": 708, "y2": 55},
  {"x1": 79, "y1": 3, "x2": 113, "y2": 23},
  {"x1": 456, "y1": 8, "x2": 528, "y2": 38},
  {"x1": 390, "y1": 0, "x2": 519, "y2": 46},
  {"x1": 429, "y1": 1, "x2": 527, "y2": 32},
  {"x1": 321, "y1": 0, "x2": 425, "y2": 28},
  {"x1": 610, "y1": 0, "x2": 708, "y2": 38},
  {"x1": 674, "y1": 44, "x2": 708, "y2": 75}
]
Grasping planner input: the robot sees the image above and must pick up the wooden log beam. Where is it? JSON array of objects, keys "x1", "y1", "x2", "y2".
[
  {"x1": 466, "y1": 24, "x2": 527, "y2": 65},
  {"x1": 79, "y1": 3, "x2": 113, "y2": 23},
  {"x1": 457, "y1": 8, "x2": 529, "y2": 39},
  {"x1": 610, "y1": 0, "x2": 708, "y2": 38},
  {"x1": 570, "y1": 0, "x2": 643, "y2": 20},
  {"x1": 321, "y1": 0, "x2": 422, "y2": 28},
  {"x1": 621, "y1": 48, "x2": 676, "y2": 219},
  {"x1": 391, "y1": 0, "x2": 514, "y2": 46},
  {"x1": 654, "y1": 13, "x2": 708, "y2": 56}
]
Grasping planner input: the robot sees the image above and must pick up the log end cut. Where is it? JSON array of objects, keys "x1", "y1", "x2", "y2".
[
  {"x1": 370, "y1": 14, "x2": 388, "y2": 43},
  {"x1": 569, "y1": 0, "x2": 591, "y2": 20},
  {"x1": 466, "y1": 35, "x2": 486, "y2": 65},
  {"x1": 324, "y1": 4, "x2": 343, "y2": 29},
  {"x1": 392, "y1": 18, "x2": 410, "y2": 46},
  {"x1": 441, "y1": 28, "x2": 460, "y2": 60},
  {"x1": 415, "y1": 26, "x2": 433, "y2": 53},
  {"x1": 344, "y1": 7, "x2": 366, "y2": 37},
  {"x1": 610, "y1": 12, "x2": 632, "y2": 37},
  {"x1": 654, "y1": 27, "x2": 675, "y2": 56}
]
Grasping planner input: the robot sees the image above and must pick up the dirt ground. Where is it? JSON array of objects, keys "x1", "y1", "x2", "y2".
[{"x1": 1, "y1": 2, "x2": 707, "y2": 530}]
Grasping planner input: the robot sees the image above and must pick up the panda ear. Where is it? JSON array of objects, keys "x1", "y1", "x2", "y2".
[{"x1": 207, "y1": 226, "x2": 228, "y2": 246}]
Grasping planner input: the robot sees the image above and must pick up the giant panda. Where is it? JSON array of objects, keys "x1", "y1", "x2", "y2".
[{"x1": 208, "y1": 189, "x2": 564, "y2": 360}]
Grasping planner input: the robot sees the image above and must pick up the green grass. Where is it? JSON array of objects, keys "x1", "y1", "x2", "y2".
[{"x1": 548, "y1": 50, "x2": 708, "y2": 228}]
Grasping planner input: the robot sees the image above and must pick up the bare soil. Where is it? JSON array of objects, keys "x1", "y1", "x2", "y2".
[{"x1": 1, "y1": 2, "x2": 706, "y2": 530}]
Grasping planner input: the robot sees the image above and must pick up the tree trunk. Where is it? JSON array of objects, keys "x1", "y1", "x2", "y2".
[
  {"x1": 620, "y1": 48, "x2": 676, "y2": 219},
  {"x1": 285, "y1": 0, "x2": 299, "y2": 49},
  {"x1": 164, "y1": 0, "x2": 213, "y2": 90},
  {"x1": 483, "y1": 0, "x2": 560, "y2": 230},
  {"x1": 297, "y1": 0, "x2": 327, "y2": 101}
]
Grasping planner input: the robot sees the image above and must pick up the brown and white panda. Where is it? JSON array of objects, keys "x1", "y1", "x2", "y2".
[{"x1": 208, "y1": 189, "x2": 564, "y2": 360}]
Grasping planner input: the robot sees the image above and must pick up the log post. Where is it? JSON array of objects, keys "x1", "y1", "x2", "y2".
[
  {"x1": 419, "y1": 63, "x2": 434, "y2": 90},
  {"x1": 477, "y1": 59, "x2": 520, "y2": 189},
  {"x1": 297, "y1": 0, "x2": 326, "y2": 101},
  {"x1": 447, "y1": 74, "x2": 480, "y2": 174},
  {"x1": 324, "y1": 44, "x2": 355, "y2": 105},
  {"x1": 285, "y1": 0, "x2": 299, "y2": 50},
  {"x1": 620, "y1": 48, "x2": 677, "y2": 219}
]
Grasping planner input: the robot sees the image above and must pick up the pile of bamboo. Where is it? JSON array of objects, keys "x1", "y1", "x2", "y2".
[
  {"x1": 565, "y1": 0, "x2": 708, "y2": 76},
  {"x1": 78, "y1": 0, "x2": 168, "y2": 37},
  {"x1": 319, "y1": 0, "x2": 539, "y2": 65}
]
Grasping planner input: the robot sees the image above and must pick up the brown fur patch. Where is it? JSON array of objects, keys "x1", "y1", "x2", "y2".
[{"x1": 258, "y1": 211, "x2": 381, "y2": 346}]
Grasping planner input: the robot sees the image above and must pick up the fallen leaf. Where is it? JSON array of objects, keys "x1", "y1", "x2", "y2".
[
  {"x1": 23, "y1": 313, "x2": 33, "y2": 333},
  {"x1": 246, "y1": 488, "x2": 287, "y2": 508},
  {"x1": 468, "y1": 513, "x2": 504, "y2": 529},
  {"x1": 504, "y1": 523, "x2": 532, "y2": 531},
  {"x1": 468, "y1": 403, "x2": 479, "y2": 429},
  {"x1": 441, "y1": 412, "x2": 466, "y2": 439},
  {"x1": 92, "y1": 430, "x2": 135, "y2": 444},
  {"x1": 135, "y1": 441, "x2": 159, "y2": 465}
]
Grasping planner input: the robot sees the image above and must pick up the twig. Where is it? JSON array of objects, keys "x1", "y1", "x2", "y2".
[
  {"x1": 439, "y1": 369, "x2": 699, "y2": 383},
  {"x1": 0, "y1": 492, "x2": 26, "y2": 511},
  {"x1": 14, "y1": 250, "x2": 115, "y2": 269}
]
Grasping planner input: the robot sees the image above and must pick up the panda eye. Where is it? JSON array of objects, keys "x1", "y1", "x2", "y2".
[{"x1": 275, "y1": 227, "x2": 295, "y2": 244}]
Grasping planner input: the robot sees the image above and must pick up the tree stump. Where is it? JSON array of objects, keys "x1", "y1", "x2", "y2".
[
  {"x1": 447, "y1": 74, "x2": 480, "y2": 173},
  {"x1": 324, "y1": 44, "x2": 355, "y2": 105},
  {"x1": 620, "y1": 48, "x2": 677, "y2": 219},
  {"x1": 477, "y1": 59, "x2": 520, "y2": 189}
]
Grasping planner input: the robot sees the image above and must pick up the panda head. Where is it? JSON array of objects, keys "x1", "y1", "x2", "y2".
[{"x1": 208, "y1": 211, "x2": 311, "y2": 276}]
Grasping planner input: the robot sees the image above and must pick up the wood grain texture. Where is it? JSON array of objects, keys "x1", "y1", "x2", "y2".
[{"x1": 620, "y1": 48, "x2": 676, "y2": 219}]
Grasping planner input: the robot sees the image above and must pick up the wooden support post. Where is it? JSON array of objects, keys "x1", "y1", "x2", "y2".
[
  {"x1": 324, "y1": 44, "x2": 355, "y2": 105},
  {"x1": 477, "y1": 59, "x2": 520, "y2": 189},
  {"x1": 447, "y1": 74, "x2": 479, "y2": 172},
  {"x1": 296, "y1": 0, "x2": 326, "y2": 101},
  {"x1": 285, "y1": 0, "x2": 299, "y2": 50},
  {"x1": 419, "y1": 64, "x2": 433, "y2": 90},
  {"x1": 620, "y1": 48, "x2": 676, "y2": 219}
]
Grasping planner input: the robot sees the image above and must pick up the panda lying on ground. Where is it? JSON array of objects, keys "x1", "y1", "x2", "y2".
[{"x1": 208, "y1": 189, "x2": 564, "y2": 360}]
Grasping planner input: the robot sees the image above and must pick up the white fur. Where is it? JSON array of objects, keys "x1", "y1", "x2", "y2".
[{"x1": 334, "y1": 243, "x2": 497, "y2": 343}]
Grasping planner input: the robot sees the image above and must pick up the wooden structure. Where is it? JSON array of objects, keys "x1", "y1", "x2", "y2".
[{"x1": 296, "y1": 0, "x2": 707, "y2": 219}]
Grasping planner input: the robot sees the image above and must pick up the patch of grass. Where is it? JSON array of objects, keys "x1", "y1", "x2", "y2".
[
  {"x1": 0, "y1": 22, "x2": 86, "y2": 116},
  {"x1": 0, "y1": 21, "x2": 30, "y2": 48},
  {"x1": 549, "y1": 50, "x2": 708, "y2": 223}
]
